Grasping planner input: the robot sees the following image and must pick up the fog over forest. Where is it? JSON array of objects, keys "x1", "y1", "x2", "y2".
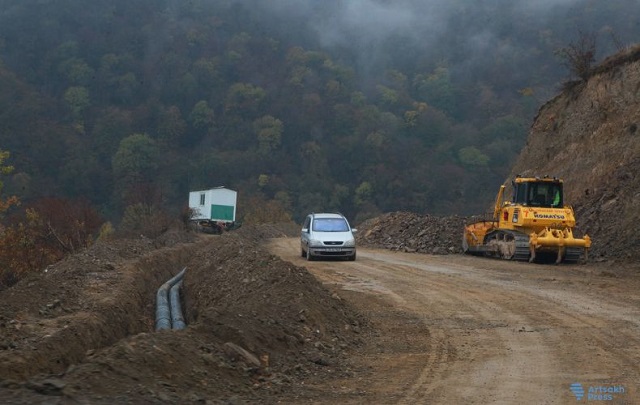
[
  {"x1": 221, "y1": 0, "x2": 639, "y2": 107},
  {"x1": 240, "y1": 0, "x2": 626, "y2": 62}
]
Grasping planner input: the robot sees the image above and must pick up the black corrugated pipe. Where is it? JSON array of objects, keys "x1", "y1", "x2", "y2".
[
  {"x1": 155, "y1": 267, "x2": 186, "y2": 331},
  {"x1": 170, "y1": 280, "x2": 186, "y2": 330}
]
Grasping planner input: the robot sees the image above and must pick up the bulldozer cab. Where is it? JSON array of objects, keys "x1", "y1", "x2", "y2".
[{"x1": 512, "y1": 178, "x2": 563, "y2": 208}]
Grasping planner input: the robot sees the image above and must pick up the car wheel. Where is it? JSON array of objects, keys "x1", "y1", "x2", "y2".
[
  {"x1": 301, "y1": 247, "x2": 306, "y2": 258},
  {"x1": 348, "y1": 252, "x2": 356, "y2": 261},
  {"x1": 306, "y1": 247, "x2": 315, "y2": 261}
]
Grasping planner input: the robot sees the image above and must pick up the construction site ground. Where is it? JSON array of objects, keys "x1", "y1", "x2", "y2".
[{"x1": 0, "y1": 224, "x2": 639, "y2": 404}]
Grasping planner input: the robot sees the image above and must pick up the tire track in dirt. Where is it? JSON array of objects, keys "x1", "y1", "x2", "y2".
[
  {"x1": 358, "y1": 257, "x2": 558, "y2": 404},
  {"x1": 372, "y1": 254, "x2": 640, "y2": 403},
  {"x1": 433, "y1": 258, "x2": 640, "y2": 393}
]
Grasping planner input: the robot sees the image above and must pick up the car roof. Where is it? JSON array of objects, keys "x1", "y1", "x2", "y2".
[{"x1": 311, "y1": 213, "x2": 345, "y2": 219}]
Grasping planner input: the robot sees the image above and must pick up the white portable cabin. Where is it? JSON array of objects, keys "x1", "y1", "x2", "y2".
[{"x1": 189, "y1": 187, "x2": 237, "y2": 222}]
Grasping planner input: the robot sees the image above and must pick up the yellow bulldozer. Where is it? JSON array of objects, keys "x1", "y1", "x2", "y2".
[{"x1": 463, "y1": 175, "x2": 591, "y2": 263}]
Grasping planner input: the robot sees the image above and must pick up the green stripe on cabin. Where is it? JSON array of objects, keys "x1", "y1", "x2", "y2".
[{"x1": 211, "y1": 204, "x2": 234, "y2": 221}]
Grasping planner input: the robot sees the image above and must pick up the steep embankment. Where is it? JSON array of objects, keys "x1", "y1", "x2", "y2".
[{"x1": 509, "y1": 45, "x2": 640, "y2": 262}]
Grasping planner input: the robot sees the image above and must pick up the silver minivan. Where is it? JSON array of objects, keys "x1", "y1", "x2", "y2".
[{"x1": 301, "y1": 213, "x2": 357, "y2": 261}]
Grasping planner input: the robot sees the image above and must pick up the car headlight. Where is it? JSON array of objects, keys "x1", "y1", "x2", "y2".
[
  {"x1": 308, "y1": 239, "x2": 322, "y2": 247},
  {"x1": 344, "y1": 238, "x2": 355, "y2": 247}
]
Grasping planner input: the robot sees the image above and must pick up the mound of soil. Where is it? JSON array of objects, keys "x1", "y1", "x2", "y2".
[
  {"x1": 356, "y1": 211, "x2": 477, "y2": 255},
  {"x1": 0, "y1": 224, "x2": 367, "y2": 404}
]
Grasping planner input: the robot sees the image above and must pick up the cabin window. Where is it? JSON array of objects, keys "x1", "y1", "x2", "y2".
[
  {"x1": 527, "y1": 182, "x2": 563, "y2": 208},
  {"x1": 514, "y1": 183, "x2": 527, "y2": 204},
  {"x1": 200, "y1": 193, "x2": 205, "y2": 206}
]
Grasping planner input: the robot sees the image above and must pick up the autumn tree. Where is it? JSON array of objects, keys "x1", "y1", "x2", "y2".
[
  {"x1": 0, "y1": 209, "x2": 56, "y2": 288},
  {"x1": 0, "y1": 151, "x2": 105, "y2": 288},
  {"x1": 240, "y1": 194, "x2": 292, "y2": 224},
  {"x1": 0, "y1": 149, "x2": 20, "y2": 286},
  {"x1": 28, "y1": 197, "x2": 103, "y2": 254},
  {"x1": 0, "y1": 150, "x2": 18, "y2": 214},
  {"x1": 119, "y1": 203, "x2": 172, "y2": 238},
  {"x1": 0, "y1": 198, "x2": 103, "y2": 288}
]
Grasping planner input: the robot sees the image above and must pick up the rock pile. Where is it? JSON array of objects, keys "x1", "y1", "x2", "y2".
[{"x1": 356, "y1": 211, "x2": 480, "y2": 255}]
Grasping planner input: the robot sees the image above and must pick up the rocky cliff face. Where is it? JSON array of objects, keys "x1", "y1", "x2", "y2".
[{"x1": 509, "y1": 45, "x2": 640, "y2": 263}]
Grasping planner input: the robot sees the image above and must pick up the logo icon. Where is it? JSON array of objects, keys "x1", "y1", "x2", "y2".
[{"x1": 570, "y1": 383, "x2": 585, "y2": 401}]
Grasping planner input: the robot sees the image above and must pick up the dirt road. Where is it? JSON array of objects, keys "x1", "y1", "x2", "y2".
[{"x1": 269, "y1": 238, "x2": 640, "y2": 404}]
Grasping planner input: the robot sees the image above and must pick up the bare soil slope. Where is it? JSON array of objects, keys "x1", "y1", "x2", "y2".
[
  {"x1": 355, "y1": 46, "x2": 640, "y2": 266},
  {"x1": 509, "y1": 44, "x2": 640, "y2": 262}
]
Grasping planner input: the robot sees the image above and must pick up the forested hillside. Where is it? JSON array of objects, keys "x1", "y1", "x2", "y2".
[{"x1": 1, "y1": 0, "x2": 639, "y2": 225}]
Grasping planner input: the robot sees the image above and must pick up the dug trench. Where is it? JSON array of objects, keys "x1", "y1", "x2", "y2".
[
  {"x1": 2, "y1": 220, "x2": 638, "y2": 403},
  {"x1": 0, "y1": 224, "x2": 369, "y2": 403}
]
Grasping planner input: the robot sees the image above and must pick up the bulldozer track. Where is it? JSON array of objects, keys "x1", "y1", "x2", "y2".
[
  {"x1": 482, "y1": 230, "x2": 585, "y2": 264},
  {"x1": 563, "y1": 247, "x2": 583, "y2": 263},
  {"x1": 510, "y1": 231, "x2": 531, "y2": 261}
]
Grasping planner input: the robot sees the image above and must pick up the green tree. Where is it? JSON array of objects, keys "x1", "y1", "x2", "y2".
[
  {"x1": 193, "y1": 57, "x2": 222, "y2": 89},
  {"x1": 112, "y1": 134, "x2": 160, "y2": 205},
  {"x1": 157, "y1": 106, "x2": 187, "y2": 145},
  {"x1": 350, "y1": 91, "x2": 367, "y2": 107},
  {"x1": 354, "y1": 181, "x2": 374, "y2": 207},
  {"x1": 253, "y1": 115, "x2": 283, "y2": 155},
  {"x1": 329, "y1": 184, "x2": 349, "y2": 211},
  {"x1": 299, "y1": 141, "x2": 327, "y2": 177},
  {"x1": 63, "y1": 86, "x2": 90, "y2": 118},
  {"x1": 413, "y1": 67, "x2": 456, "y2": 117},
  {"x1": 480, "y1": 115, "x2": 527, "y2": 166},
  {"x1": 224, "y1": 83, "x2": 266, "y2": 116},
  {"x1": 112, "y1": 133, "x2": 159, "y2": 180},
  {"x1": 387, "y1": 69, "x2": 408, "y2": 92},
  {"x1": 90, "y1": 107, "x2": 133, "y2": 161},
  {"x1": 458, "y1": 146, "x2": 490, "y2": 168},
  {"x1": 376, "y1": 85, "x2": 399, "y2": 107},
  {"x1": 58, "y1": 57, "x2": 94, "y2": 85},
  {"x1": 189, "y1": 100, "x2": 215, "y2": 130},
  {"x1": 115, "y1": 72, "x2": 139, "y2": 104},
  {"x1": 288, "y1": 65, "x2": 312, "y2": 88}
]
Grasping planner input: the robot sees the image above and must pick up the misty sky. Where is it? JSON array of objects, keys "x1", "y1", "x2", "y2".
[
  {"x1": 232, "y1": 0, "x2": 630, "y2": 84},
  {"x1": 243, "y1": 0, "x2": 585, "y2": 50}
]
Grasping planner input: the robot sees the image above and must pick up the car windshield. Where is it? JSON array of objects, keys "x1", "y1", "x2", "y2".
[{"x1": 313, "y1": 218, "x2": 349, "y2": 232}]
